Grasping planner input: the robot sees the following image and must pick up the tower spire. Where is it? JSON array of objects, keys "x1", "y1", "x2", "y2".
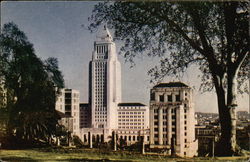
[{"x1": 96, "y1": 24, "x2": 112, "y2": 41}]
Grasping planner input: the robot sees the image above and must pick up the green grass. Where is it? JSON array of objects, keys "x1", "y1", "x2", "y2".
[{"x1": 0, "y1": 148, "x2": 249, "y2": 161}]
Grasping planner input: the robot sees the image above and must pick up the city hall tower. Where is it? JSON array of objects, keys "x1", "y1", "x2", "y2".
[{"x1": 89, "y1": 25, "x2": 121, "y2": 129}]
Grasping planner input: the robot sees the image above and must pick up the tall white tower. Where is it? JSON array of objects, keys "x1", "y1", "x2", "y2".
[{"x1": 89, "y1": 25, "x2": 121, "y2": 129}]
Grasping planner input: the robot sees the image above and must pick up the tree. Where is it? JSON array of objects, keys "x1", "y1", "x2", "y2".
[
  {"x1": 88, "y1": 2, "x2": 249, "y2": 155},
  {"x1": 0, "y1": 22, "x2": 64, "y2": 147}
]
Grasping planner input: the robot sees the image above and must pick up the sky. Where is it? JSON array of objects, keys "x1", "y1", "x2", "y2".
[{"x1": 1, "y1": 1, "x2": 249, "y2": 113}]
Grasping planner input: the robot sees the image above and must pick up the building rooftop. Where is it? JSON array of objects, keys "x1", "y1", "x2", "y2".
[
  {"x1": 118, "y1": 103, "x2": 146, "y2": 106},
  {"x1": 153, "y1": 82, "x2": 189, "y2": 88}
]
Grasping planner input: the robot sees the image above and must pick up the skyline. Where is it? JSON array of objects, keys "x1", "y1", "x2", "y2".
[{"x1": 1, "y1": 1, "x2": 249, "y2": 113}]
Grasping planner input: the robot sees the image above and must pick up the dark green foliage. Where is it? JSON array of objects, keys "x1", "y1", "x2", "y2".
[
  {"x1": 72, "y1": 135, "x2": 84, "y2": 148},
  {"x1": 0, "y1": 22, "x2": 64, "y2": 148}
]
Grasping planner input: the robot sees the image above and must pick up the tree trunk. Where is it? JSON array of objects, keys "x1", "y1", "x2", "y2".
[{"x1": 214, "y1": 71, "x2": 238, "y2": 156}]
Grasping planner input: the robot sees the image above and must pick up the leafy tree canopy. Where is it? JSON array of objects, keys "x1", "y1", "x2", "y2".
[
  {"x1": 0, "y1": 22, "x2": 64, "y2": 147},
  {"x1": 89, "y1": 1, "x2": 249, "y2": 93}
]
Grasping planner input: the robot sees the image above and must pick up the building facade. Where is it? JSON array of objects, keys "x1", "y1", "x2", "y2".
[
  {"x1": 89, "y1": 25, "x2": 121, "y2": 130},
  {"x1": 149, "y1": 82, "x2": 198, "y2": 157},
  {"x1": 55, "y1": 88, "x2": 80, "y2": 136},
  {"x1": 195, "y1": 125, "x2": 219, "y2": 156},
  {"x1": 79, "y1": 103, "x2": 91, "y2": 128},
  {"x1": 117, "y1": 103, "x2": 150, "y2": 145}
]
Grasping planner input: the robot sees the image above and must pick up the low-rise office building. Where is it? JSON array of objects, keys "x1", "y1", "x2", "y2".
[
  {"x1": 55, "y1": 88, "x2": 80, "y2": 136},
  {"x1": 117, "y1": 103, "x2": 150, "y2": 145},
  {"x1": 149, "y1": 82, "x2": 198, "y2": 157}
]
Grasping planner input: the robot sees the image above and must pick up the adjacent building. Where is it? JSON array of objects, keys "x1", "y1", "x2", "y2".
[
  {"x1": 117, "y1": 103, "x2": 150, "y2": 145},
  {"x1": 195, "y1": 125, "x2": 219, "y2": 156},
  {"x1": 79, "y1": 103, "x2": 91, "y2": 128},
  {"x1": 55, "y1": 88, "x2": 80, "y2": 136},
  {"x1": 149, "y1": 82, "x2": 198, "y2": 157}
]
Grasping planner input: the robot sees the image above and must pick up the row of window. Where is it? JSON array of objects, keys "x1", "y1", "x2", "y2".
[
  {"x1": 96, "y1": 45, "x2": 108, "y2": 54},
  {"x1": 118, "y1": 119, "x2": 144, "y2": 122},
  {"x1": 118, "y1": 126, "x2": 144, "y2": 129},
  {"x1": 118, "y1": 112, "x2": 144, "y2": 115},
  {"x1": 151, "y1": 93, "x2": 182, "y2": 102},
  {"x1": 95, "y1": 112, "x2": 107, "y2": 115},
  {"x1": 118, "y1": 115, "x2": 143, "y2": 118},
  {"x1": 118, "y1": 106, "x2": 143, "y2": 109},
  {"x1": 119, "y1": 135, "x2": 149, "y2": 142},
  {"x1": 95, "y1": 66, "x2": 106, "y2": 72},
  {"x1": 95, "y1": 106, "x2": 107, "y2": 109},
  {"x1": 154, "y1": 114, "x2": 187, "y2": 119},
  {"x1": 95, "y1": 119, "x2": 107, "y2": 122},
  {"x1": 95, "y1": 61, "x2": 106, "y2": 66},
  {"x1": 95, "y1": 115, "x2": 107, "y2": 118},
  {"x1": 118, "y1": 123, "x2": 144, "y2": 125}
]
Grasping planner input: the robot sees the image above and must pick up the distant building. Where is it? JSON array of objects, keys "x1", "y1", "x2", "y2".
[
  {"x1": 195, "y1": 125, "x2": 219, "y2": 156},
  {"x1": 57, "y1": 110, "x2": 73, "y2": 132},
  {"x1": 195, "y1": 112, "x2": 219, "y2": 126},
  {"x1": 55, "y1": 88, "x2": 80, "y2": 136},
  {"x1": 237, "y1": 111, "x2": 249, "y2": 120},
  {"x1": 149, "y1": 82, "x2": 198, "y2": 157},
  {"x1": 117, "y1": 103, "x2": 150, "y2": 145},
  {"x1": 79, "y1": 103, "x2": 91, "y2": 128}
]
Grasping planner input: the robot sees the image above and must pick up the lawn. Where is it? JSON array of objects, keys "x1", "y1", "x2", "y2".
[{"x1": 0, "y1": 148, "x2": 249, "y2": 162}]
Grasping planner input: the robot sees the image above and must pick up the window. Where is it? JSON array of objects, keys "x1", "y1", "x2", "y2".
[
  {"x1": 154, "y1": 128, "x2": 158, "y2": 131},
  {"x1": 150, "y1": 92, "x2": 155, "y2": 101},
  {"x1": 168, "y1": 95, "x2": 172, "y2": 102},
  {"x1": 176, "y1": 95, "x2": 180, "y2": 101},
  {"x1": 159, "y1": 95, "x2": 164, "y2": 102},
  {"x1": 154, "y1": 115, "x2": 158, "y2": 119}
]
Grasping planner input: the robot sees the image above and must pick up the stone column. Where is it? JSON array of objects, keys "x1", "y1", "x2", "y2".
[
  {"x1": 167, "y1": 108, "x2": 172, "y2": 145},
  {"x1": 141, "y1": 135, "x2": 145, "y2": 154},
  {"x1": 88, "y1": 132, "x2": 92, "y2": 148},
  {"x1": 149, "y1": 106, "x2": 154, "y2": 144},
  {"x1": 112, "y1": 131, "x2": 117, "y2": 151},
  {"x1": 158, "y1": 107, "x2": 163, "y2": 145},
  {"x1": 176, "y1": 105, "x2": 184, "y2": 156}
]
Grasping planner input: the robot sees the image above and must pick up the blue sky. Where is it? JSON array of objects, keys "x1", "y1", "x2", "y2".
[{"x1": 1, "y1": 1, "x2": 248, "y2": 113}]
